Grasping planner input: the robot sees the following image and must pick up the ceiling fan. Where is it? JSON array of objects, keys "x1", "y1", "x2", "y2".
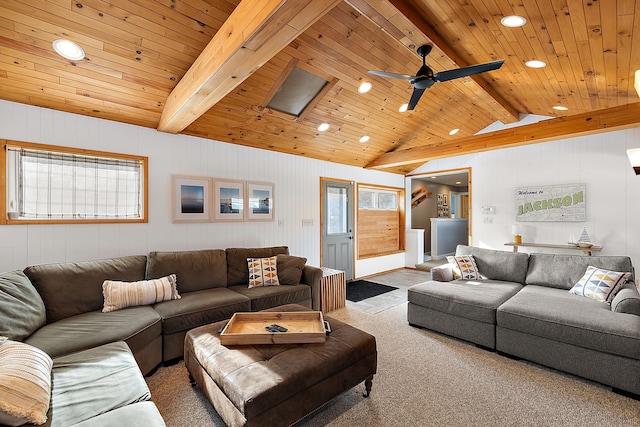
[{"x1": 367, "y1": 44, "x2": 505, "y2": 110}]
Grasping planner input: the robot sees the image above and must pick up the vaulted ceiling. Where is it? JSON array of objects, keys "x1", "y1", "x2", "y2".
[{"x1": 1, "y1": 0, "x2": 639, "y2": 174}]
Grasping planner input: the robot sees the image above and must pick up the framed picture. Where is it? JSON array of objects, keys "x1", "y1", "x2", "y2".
[
  {"x1": 246, "y1": 181, "x2": 274, "y2": 221},
  {"x1": 172, "y1": 175, "x2": 212, "y2": 223},
  {"x1": 213, "y1": 179, "x2": 245, "y2": 221}
]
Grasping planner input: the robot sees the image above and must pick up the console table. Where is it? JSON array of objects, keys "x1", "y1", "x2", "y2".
[{"x1": 505, "y1": 242, "x2": 602, "y2": 256}]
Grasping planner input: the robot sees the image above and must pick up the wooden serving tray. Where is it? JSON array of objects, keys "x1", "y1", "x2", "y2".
[{"x1": 219, "y1": 311, "x2": 326, "y2": 345}]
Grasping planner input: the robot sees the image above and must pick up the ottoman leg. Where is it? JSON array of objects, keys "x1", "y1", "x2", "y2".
[{"x1": 364, "y1": 375, "x2": 373, "y2": 397}]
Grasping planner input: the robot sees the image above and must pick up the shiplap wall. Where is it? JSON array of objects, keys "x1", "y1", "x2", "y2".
[
  {"x1": 0, "y1": 100, "x2": 405, "y2": 277},
  {"x1": 408, "y1": 127, "x2": 640, "y2": 274}
]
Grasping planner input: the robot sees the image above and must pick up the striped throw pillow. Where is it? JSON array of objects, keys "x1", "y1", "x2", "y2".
[
  {"x1": 247, "y1": 257, "x2": 280, "y2": 288},
  {"x1": 102, "y1": 274, "x2": 181, "y2": 313},
  {"x1": 0, "y1": 337, "x2": 53, "y2": 426}
]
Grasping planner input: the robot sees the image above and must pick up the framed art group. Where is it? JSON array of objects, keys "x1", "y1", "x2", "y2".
[{"x1": 172, "y1": 175, "x2": 274, "y2": 223}]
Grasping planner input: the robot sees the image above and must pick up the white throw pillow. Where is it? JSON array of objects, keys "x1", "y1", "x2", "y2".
[
  {"x1": 0, "y1": 337, "x2": 53, "y2": 426},
  {"x1": 102, "y1": 274, "x2": 181, "y2": 313},
  {"x1": 569, "y1": 266, "x2": 630, "y2": 303}
]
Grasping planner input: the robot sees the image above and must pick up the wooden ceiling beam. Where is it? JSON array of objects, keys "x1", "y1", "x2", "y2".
[
  {"x1": 366, "y1": 102, "x2": 640, "y2": 169},
  {"x1": 347, "y1": 0, "x2": 520, "y2": 124},
  {"x1": 157, "y1": 0, "x2": 342, "y2": 134}
]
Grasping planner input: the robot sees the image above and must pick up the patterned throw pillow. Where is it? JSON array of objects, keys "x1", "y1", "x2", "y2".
[
  {"x1": 446, "y1": 255, "x2": 482, "y2": 280},
  {"x1": 102, "y1": 274, "x2": 181, "y2": 313},
  {"x1": 0, "y1": 337, "x2": 53, "y2": 426},
  {"x1": 569, "y1": 266, "x2": 630, "y2": 303},
  {"x1": 247, "y1": 257, "x2": 280, "y2": 288}
]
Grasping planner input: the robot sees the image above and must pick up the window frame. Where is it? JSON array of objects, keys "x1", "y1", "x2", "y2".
[
  {"x1": 1, "y1": 140, "x2": 148, "y2": 224},
  {"x1": 356, "y1": 183, "x2": 405, "y2": 259}
]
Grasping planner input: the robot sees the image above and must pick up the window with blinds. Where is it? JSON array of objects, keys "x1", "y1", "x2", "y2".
[{"x1": 3, "y1": 141, "x2": 147, "y2": 223}]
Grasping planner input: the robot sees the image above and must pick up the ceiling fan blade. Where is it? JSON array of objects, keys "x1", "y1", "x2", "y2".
[
  {"x1": 367, "y1": 70, "x2": 415, "y2": 81},
  {"x1": 434, "y1": 60, "x2": 505, "y2": 82},
  {"x1": 407, "y1": 87, "x2": 426, "y2": 110}
]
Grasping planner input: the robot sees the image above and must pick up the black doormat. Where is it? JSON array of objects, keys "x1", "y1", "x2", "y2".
[{"x1": 346, "y1": 280, "x2": 398, "y2": 302}]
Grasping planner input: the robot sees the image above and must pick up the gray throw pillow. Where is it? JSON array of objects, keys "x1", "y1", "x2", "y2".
[{"x1": 0, "y1": 270, "x2": 46, "y2": 340}]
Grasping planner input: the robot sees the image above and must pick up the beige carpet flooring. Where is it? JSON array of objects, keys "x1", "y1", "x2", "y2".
[{"x1": 146, "y1": 270, "x2": 640, "y2": 427}]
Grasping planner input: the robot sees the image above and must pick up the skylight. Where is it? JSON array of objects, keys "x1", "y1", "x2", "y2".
[{"x1": 267, "y1": 67, "x2": 328, "y2": 116}]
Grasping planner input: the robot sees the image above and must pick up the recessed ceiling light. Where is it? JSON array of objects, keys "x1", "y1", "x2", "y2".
[
  {"x1": 398, "y1": 103, "x2": 408, "y2": 113},
  {"x1": 317, "y1": 123, "x2": 330, "y2": 131},
  {"x1": 449, "y1": 128, "x2": 460, "y2": 136},
  {"x1": 52, "y1": 39, "x2": 85, "y2": 60},
  {"x1": 525, "y1": 60, "x2": 546, "y2": 69},
  {"x1": 358, "y1": 82, "x2": 372, "y2": 94},
  {"x1": 359, "y1": 135, "x2": 370, "y2": 143},
  {"x1": 501, "y1": 15, "x2": 526, "y2": 28},
  {"x1": 431, "y1": 176, "x2": 437, "y2": 179},
  {"x1": 552, "y1": 105, "x2": 569, "y2": 111},
  {"x1": 455, "y1": 181, "x2": 462, "y2": 185}
]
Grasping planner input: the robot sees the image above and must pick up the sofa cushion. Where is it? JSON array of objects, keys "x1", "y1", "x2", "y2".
[
  {"x1": 0, "y1": 270, "x2": 46, "y2": 340},
  {"x1": 70, "y1": 401, "x2": 166, "y2": 427},
  {"x1": 44, "y1": 341, "x2": 152, "y2": 427},
  {"x1": 276, "y1": 255, "x2": 307, "y2": 285},
  {"x1": 525, "y1": 253, "x2": 634, "y2": 290},
  {"x1": 226, "y1": 247, "x2": 289, "y2": 286},
  {"x1": 24, "y1": 256, "x2": 147, "y2": 323},
  {"x1": 568, "y1": 266, "x2": 630, "y2": 303},
  {"x1": 103, "y1": 274, "x2": 181, "y2": 313},
  {"x1": 146, "y1": 249, "x2": 227, "y2": 293},
  {"x1": 447, "y1": 255, "x2": 482, "y2": 280},
  {"x1": 229, "y1": 284, "x2": 312, "y2": 311},
  {"x1": 497, "y1": 285, "x2": 640, "y2": 360},
  {"x1": 24, "y1": 306, "x2": 161, "y2": 359},
  {"x1": 455, "y1": 245, "x2": 529, "y2": 284},
  {"x1": 152, "y1": 288, "x2": 250, "y2": 335},
  {"x1": 0, "y1": 338, "x2": 52, "y2": 426},
  {"x1": 407, "y1": 279, "x2": 523, "y2": 324}
]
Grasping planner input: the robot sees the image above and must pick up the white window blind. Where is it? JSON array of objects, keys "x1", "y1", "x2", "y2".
[{"x1": 7, "y1": 147, "x2": 143, "y2": 220}]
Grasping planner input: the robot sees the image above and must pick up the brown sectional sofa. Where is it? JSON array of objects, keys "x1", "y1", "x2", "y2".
[{"x1": 0, "y1": 246, "x2": 321, "y2": 426}]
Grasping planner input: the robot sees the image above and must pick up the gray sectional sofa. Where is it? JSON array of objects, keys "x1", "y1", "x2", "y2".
[
  {"x1": 0, "y1": 246, "x2": 321, "y2": 426},
  {"x1": 408, "y1": 245, "x2": 640, "y2": 396}
]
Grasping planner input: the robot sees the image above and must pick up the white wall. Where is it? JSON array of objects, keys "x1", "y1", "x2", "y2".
[
  {"x1": 408, "y1": 128, "x2": 640, "y2": 271},
  {"x1": 0, "y1": 100, "x2": 405, "y2": 278}
]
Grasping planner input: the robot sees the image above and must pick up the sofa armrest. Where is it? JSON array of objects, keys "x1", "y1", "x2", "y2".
[
  {"x1": 430, "y1": 264, "x2": 454, "y2": 282},
  {"x1": 302, "y1": 265, "x2": 323, "y2": 311},
  {"x1": 611, "y1": 282, "x2": 640, "y2": 316}
]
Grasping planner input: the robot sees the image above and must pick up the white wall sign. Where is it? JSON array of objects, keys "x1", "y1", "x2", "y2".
[{"x1": 516, "y1": 183, "x2": 585, "y2": 222}]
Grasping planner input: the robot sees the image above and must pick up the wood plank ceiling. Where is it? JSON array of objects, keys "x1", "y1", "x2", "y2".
[{"x1": 0, "y1": 0, "x2": 639, "y2": 175}]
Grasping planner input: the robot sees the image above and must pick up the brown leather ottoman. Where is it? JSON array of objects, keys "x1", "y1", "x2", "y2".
[{"x1": 184, "y1": 304, "x2": 377, "y2": 427}]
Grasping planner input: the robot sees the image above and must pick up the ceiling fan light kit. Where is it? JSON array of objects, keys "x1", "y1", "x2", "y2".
[{"x1": 368, "y1": 44, "x2": 504, "y2": 110}]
